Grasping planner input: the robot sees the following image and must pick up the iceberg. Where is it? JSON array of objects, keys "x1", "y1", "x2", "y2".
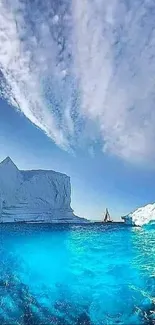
[
  {"x1": 122, "y1": 203, "x2": 155, "y2": 226},
  {"x1": 0, "y1": 157, "x2": 86, "y2": 223}
]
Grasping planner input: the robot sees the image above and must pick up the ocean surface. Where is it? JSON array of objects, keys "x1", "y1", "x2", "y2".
[{"x1": 0, "y1": 223, "x2": 154, "y2": 325}]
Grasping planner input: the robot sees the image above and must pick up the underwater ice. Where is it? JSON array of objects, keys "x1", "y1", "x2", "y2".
[{"x1": 0, "y1": 223, "x2": 154, "y2": 325}]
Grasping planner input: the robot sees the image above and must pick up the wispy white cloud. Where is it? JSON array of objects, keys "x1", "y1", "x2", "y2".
[
  {"x1": 0, "y1": 0, "x2": 73, "y2": 148},
  {"x1": 72, "y1": 0, "x2": 155, "y2": 163},
  {"x1": 0, "y1": 0, "x2": 155, "y2": 163}
]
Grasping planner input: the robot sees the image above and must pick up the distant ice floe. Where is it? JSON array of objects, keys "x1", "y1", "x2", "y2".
[{"x1": 122, "y1": 203, "x2": 155, "y2": 226}]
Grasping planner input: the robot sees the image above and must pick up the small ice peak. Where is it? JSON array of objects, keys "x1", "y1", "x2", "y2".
[{"x1": 0, "y1": 156, "x2": 18, "y2": 169}]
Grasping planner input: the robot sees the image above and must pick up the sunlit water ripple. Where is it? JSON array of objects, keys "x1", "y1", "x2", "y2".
[{"x1": 0, "y1": 223, "x2": 154, "y2": 325}]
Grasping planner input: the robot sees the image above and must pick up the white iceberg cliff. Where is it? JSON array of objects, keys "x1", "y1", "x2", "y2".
[
  {"x1": 122, "y1": 203, "x2": 155, "y2": 226},
  {"x1": 0, "y1": 157, "x2": 86, "y2": 223}
]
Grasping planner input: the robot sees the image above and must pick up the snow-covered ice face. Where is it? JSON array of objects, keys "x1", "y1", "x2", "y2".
[
  {"x1": 0, "y1": 157, "x2": 80, "y2": 223},
  {"x1": 127, "y1": 204, "x2": 155, "y2": 226}
]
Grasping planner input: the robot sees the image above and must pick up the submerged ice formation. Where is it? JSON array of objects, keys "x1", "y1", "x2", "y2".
[
  {"x1": 0, "y1": 157, "x2": 84, "y2": 223},
  {"x1": 122, "y1": 203, "x2": 155, "y2": 226}
]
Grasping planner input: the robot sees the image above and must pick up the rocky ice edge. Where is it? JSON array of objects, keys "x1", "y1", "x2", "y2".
[
  {"x1": 123, "y1": 203, "x2": 155, "y2": 226},
  {"x1": 0, "y1": 157, "x2": 87, "y2": 223}
]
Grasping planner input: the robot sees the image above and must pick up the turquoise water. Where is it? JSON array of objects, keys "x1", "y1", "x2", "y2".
[{"x1": 0, "y1": 223, "x2": 154, "y2": 324}]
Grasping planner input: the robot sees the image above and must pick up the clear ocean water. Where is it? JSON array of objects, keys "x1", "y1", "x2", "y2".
[{"x1": 0, "y1": 223, "x2": 154, "y2": 325}]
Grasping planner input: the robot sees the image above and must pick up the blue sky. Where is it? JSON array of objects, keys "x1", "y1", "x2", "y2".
[{"x1": 0, "y1": 0, "x2": 155, "y2": 220}]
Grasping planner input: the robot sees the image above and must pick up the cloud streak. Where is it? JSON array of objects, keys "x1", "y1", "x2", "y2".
[
  {"x1": 0, "y1": 0, "x2": 74, "y2": 148},
  {"x1": 72, "y1": 0, "x2": 155, "y2": 162},
  {"x1": 0, "y1": 0, "x2": 155, "y2": 163}
]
